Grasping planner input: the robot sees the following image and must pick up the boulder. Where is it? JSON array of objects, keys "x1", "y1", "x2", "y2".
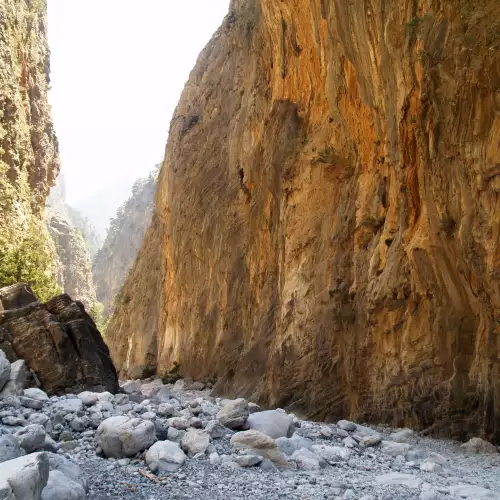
[
  {"x1": 448, "y1": 484, "x2": 500, "y2": 498},
  {"x1": 0, "y1": 360, "x2": 29, "y2": 396},
  {"x1": 230, "y1": 430, "x2": 287, "y2": 466},
  {"x1": 0, "y1": 433, "x2": 22, "y2": 463},
  {"x1": 0, "y1": 452, "x2": 49, "y2": 500},
  {"x1": 311, "y1": 444, "x2": 351, "y2": 461},
  {"x1": 291, "y1": 448, "x2": 327, "y2": 470},
  {"x1": 120, "y1": 380, "x2": 141, "y2": 394},
  {"x1": 96, "y1": 416, "x2": 156, "y2": 458},
  {"x1": 381, "y1": 440, "x2": 411, "y2": 457},
  {"x1": 41, "y1": 470, "x2": 86, "y2": 500},
  {"x1": 276, "y1": 434, "x2": 313, "y2": 456},
  {"x1": 461, "y1": 437, "x2": 497, "y2": 454},
  {"x1": 45, "y1": 452, "x2": 87, "y2": 490},
  {"x1": 140, "y1": 379, "x2": 164, "y2": 398},
  {"x1": 205, "y1": 420, "x2": 227, "y2": 439},
  {"x1": 247, "y1": 410, "x2": 294, "y2": 439},
  {"x1": 0, "y1": 290, "x2": 119, "y2": 395},
  {"x1": 375, "y1": 472, "x2": 423, "y2": 489},
  {"x1": 0, "y1": 350, "x2": 10, "y2": 391},
  {"x1": 181, "y1": 429, "x2": 210, "y2": 457},
  {"x1": 337, "y1": 420, "x2": 357, "y2": 431},
  {"x1": 155, "y1": 386, "x2": 171, "y2": 403},
  {"x1": 77, "y1": 391, "x2": 99, "y2": 406},
  {"x1": 14, "y1": 424, "x2": 46, "y2": 453},
  {"x1": 23, "y1": 388, "x2": 49, "y2": 401},
  {"x1": 234, "y1": 454, "x2": 263, "y2": 467},
  {"x1": 216, "y1": 398, "x2": 249, "y2": 429},
  {"x1": 145, "y1": 441, "x2": 186, "y2": 473},
  {"x1": 389, "y1": 428, "x2": 414, "y2": 442},
  {"x1": 54, "y1": 398, "x2": 83, "y2": 413}
]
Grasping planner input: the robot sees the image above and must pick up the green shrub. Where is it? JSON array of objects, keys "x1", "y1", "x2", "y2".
[
  {"x1": 90, "y1": 301, "x2": 108, "y2": 334},
  {"x1": 0, "y1": 224, "x2": 62, "y2": 302}
]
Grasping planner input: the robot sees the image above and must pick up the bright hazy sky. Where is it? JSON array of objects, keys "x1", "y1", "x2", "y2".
[{"x1": 47, "y1": 1, "x2": 230, "y2": 204}]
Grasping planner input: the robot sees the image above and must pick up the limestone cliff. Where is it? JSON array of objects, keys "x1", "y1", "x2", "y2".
[
  {"x1": 0, "y1": 0, "x2": 60, "y2": 301},
  {"x1": 48, "y1": 173, "x2": 102, "y2": 259},
  {"x1": 93, "y1": 169, "x2": 157, "y2": 316},
  {"x1": 108, "y1": 0, "x2": 500, "y2": 443},
  {"x1": 47, "y1": 210, "x2": 97, "y2": 311}
]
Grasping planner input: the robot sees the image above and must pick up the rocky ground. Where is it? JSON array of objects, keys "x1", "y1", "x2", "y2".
[{"x1": 1, "y1": 355, "x2": 499, "y2": 500}]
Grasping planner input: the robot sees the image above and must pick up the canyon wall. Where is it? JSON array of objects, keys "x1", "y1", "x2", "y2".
[
  {"x1": 47, "y1": 210, "x2": 97, "y2": 311},
  {"x1": 0, "y1": 0, "x2": 61, "y2": 301},
  {"x1": 108, "y1": 0, "x2": 500, "y2": 442},
  {"x1": 93, "y1": 169, "x2": 157, "y2": 316}
]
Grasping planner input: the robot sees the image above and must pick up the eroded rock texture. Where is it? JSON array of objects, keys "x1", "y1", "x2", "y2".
[
  {"x1": 93, "y1": 169, "x2": 157, "y2": 316},
  {"x1": 0, "y1": 0, "x2": 60, "y2": 267},
  {"x1": 0, "y1": 284, "x2": 118, "y2": 394},
  {"x1": 108, "y1": 0, "x2": 500, "y2": 442},
  {"x1": 47, "y1": 211, "x2": 97, "y2": 311}
]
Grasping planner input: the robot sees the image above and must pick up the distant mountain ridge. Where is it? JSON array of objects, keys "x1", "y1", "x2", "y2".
[{"x1": 93, "y1": 167, "x2": 158, "y2": 316}]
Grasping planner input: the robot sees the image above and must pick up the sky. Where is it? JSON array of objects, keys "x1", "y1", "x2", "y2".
[{"x1": 47, "y1": 0, "x2": 230, "y2": 206}]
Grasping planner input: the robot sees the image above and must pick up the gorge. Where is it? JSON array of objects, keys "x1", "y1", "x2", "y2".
[{"x1": 107, "y1": 0, "x2": 500, "y2": 444}]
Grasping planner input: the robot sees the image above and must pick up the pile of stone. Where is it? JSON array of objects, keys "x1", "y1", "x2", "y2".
[{"x1": 1, "y1": 361, "x2": 499, "y2": 500}]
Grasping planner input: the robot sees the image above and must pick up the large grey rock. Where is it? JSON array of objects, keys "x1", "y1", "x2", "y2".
[
  {"x1": 0, "y1": 351, "x2": 10, "y2": 392},
  {"x1": 0, "y1": 433, "x2": 22, "y2": 463},
  {"x1": 230, "y1": 430, "x2": 287, "y2": 466},
  {"x1": 375, "y1": 472, "x2": 423, "y2": 489},
  {"x1": 0, "y1": 292, "x2": 119, "y2": 395},
  {"x1": 0, "y1": 452, "x2": 49, "y2": 500},
  {"x1": 120, "y1": 380, "x2": 141, "y2": 394},
  {"x1": 234, "y1": 454, "x2": 263, "y2": 467},
  {"x1": 216, "y1": 398, "x2": 249, "y2": 429},
  {"x1": 15, "y1": 424, "x2": 46, "y2": 453},
  {"x1": 311, "y1": 444, "x2": 351, "y2": 461},
  {"x1": 96, "y1": 416, "x2": 156, "y2": 458},
  {"x1": 140, "y1": 379, "x2": 163, "y2": 398},
  {"x1": 23, "y1": 388, "x2": 49, "y2": 402},
  {"x1": 461, "y1": 437, "x2": 497, "y2": 454},
  {"x1": 247, "y1": 410, "x2": 294, "y2": 439},
  {"x1": 77, "y1": 391, "x2": 99, "y2": 406},
  {"x1": 448, "y1": 484, "x2": 500, "y2": 498},
  {"x1": 54, "y1": 398, "x2": 83, "y2": 413},
  {"x1": 0, "y1": 360, "x2": 29, "y2": 397},
  {"x1": 291, "y1": 448, "x2": 327, "y2": 470},
  {"x1": 205, "y1": 420, "x2": 227, "y2": 439},
  {"x1": 145, "y1": 441, "x2": 186, "y2": 473},
  {"x1": 381, "y1": 440, "x2": 411, "y2": 457},
  {"x1": 41, "y1": 470, "x2": 86, "y2": 500},
  {"x1": 155, "y1": 386, "x2": 171, "y2": 403},
  {"x1": 389, "y1": 428, "x2": 414, "y2": 442},
  {"x1": 276, "y1": 434, "x2": 313, "y2": 456},
  {"x1": 181, "y1": 429, "x2": 210, "y2": 457},
  {"x1": 337, "y1": 420, "x2": 357, "y2": 431}
]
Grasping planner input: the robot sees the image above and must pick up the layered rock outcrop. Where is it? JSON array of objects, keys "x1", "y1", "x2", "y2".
[
  {"x1": 48, "y1": 174, "x2": 102, "y2": 259},
  {"x1": 93, "y1": 169, "x2": 157, "y2": 315},
  {"x1": 108, "y1": 0, "x2": 500, "y2": 443},
  {"x1": 0, "y1": 284, "x2": 118, "y2": 394},
  {"x1": 47, "y1": 212, "x2": 97, "y2": 311},
  {"x1": 0, "y1": 0, "x2": 60, "y2": 300}
]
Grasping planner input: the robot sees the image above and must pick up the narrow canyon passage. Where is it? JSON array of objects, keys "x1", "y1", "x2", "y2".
[{"x1": 0, "y1": 0, "x2": 499, "y2": 499}]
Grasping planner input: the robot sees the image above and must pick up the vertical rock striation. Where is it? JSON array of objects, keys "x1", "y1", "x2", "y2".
[
  {"x1": 93, "y1": 169, "x2": 157, "y2": 316},
  {"x1": 0, "y1": 0, "x2": 60, "y2": 300},
  {"x1": 108, "y1": 0, "x2": 500, "y2": 442},
  {"x1": 47, "y1": 211, "x2": 97, "y2": 311}
]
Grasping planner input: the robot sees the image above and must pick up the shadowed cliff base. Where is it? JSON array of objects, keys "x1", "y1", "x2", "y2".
[{"x1": 107, "y1": 0, "x2": 500, "y2": 444}]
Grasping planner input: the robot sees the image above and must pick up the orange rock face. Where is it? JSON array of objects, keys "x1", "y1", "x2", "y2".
[{"x1": 108, "y1": 0, "x2": 500, "y2": 442}]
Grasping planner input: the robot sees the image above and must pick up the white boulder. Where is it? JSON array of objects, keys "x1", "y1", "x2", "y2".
[
  {"x1": 247, "y1": 410, "x2": 294, "y2": 439},
  {"x1": 145, "y1": 441, "x2": 186, "y2": 473},
  {"x1": 96, "y1": 416, "x2": 156, "y2": 458},
  {"x1": 181, "y1": 429, "x2": 210, "y2": 457},
  {"x1": 0, "y1": 452, "x2": 49, "y2": 500}
]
